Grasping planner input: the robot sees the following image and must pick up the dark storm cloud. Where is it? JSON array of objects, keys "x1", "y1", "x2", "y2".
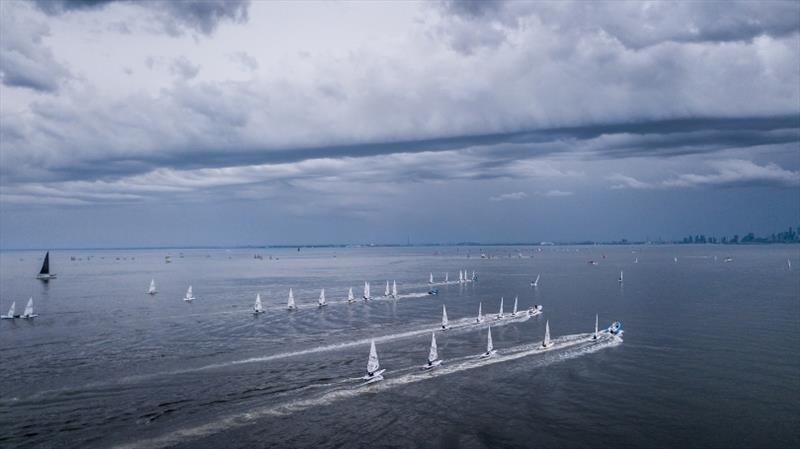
[
  {"x1": 439, "y1": 0, "x2": 800, "y2": 50},
  {"x1": 32, "y1": 0, "x2": 250, "y2": 35}
]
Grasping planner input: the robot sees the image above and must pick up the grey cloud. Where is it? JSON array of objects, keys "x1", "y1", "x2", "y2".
[
  {"x1": 489, "y1": 192, "x2": 527, "y2": 201},
  {"x1": 0, "y1": 8, "x2": 70, "y2": 92},
  {"x1": 170, "y1": 56, "x2": 200, "y2": 80},
  {"x1": 610, "y1": 160, "x2": 800, "y2": 190},
  {"x1": 32, "y1": 0, "x2": 249, "y2": 36},
  {"x1": 228, "y1": 51, "x2": 259, "y2": 71},
  {"x1": 438, "y1": 1, "x2": 800, "y2": 50}
]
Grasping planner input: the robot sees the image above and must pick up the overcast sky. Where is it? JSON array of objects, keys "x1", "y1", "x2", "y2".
[{"x1": 1, "y1": 0, "x2": 798, "y2": 248}]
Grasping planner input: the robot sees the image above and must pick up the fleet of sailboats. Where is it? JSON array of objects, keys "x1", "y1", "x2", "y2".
[{"x1": 0, "y1": 298, "x2": 37, "y2": 319}]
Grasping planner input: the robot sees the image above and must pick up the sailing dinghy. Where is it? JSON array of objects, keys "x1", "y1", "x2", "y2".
[
  {"x1": 541, "y1": 320, "x2": 553, "y2": 348},
  {"x1": 429, "y1": 273, "x2": 434, "y2": 284},
  {"x1": 476, "y1": 302, "x2": 484, "y2": 323},
  {"x1": 480, "y1": 326, "x2": 496, "y2": 358},
  {"x1": 318, "y1": 289, "x2": 327, "y2": 307},
  {"x1": 253, "y1": 294, "x2": 265, "y2": 315},
  {"x1": 36, "y1": 251, "x2": 56, "y2": 280},
  {"x1": 184, "y1": 286, "x2": 195, "y2": 302},
  {"x1": 362, "y1": 340, "x2": 385, "y2": 384},
  {"x1": 441, "y1": 304, "x2": 449, "y2": 330},
  {"x1": 496, "y1": 297, "x2": 504, "y2": 320},
  {"x1": 391, "y1": 281, "x2": 398, "y2": 298},
  {"x1": 384, "y1": 281, "x2": 390, "y2": 297},
  {"x1": 618, "y1": 270, "x2": 624, "y2": 283},
  {"x1": 531, "y1": 274, "x2": 540, "y2": 287},
  {"x1": 592, "y1": 314, "x2": 599, "y2": 340},
  {"x1": 511, "y1": 297, "x2": 518, "y2": 317},
  {"x1": 22, "y1": 298, "x2": 37, "y2": 319},
  {"x1": 1, "y1": 301, "x2": 17, "y2": 319},
  {"x1": 423, "y1": 333, "x2": 442, "y2": 369},
  {"x1": 347, "y1": 287, "x2": 355, "y2": 304},
  {"x1": 287, "y1": 289, "x2": 296, "y2": 310},
  {"x1": 363, "y1": 282, "x2": 371, "y2": 301},
  {"x1": 147, "y1": 279, "x2": 157, "y2": 295}
]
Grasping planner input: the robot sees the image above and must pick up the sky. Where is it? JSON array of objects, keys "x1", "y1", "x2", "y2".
[{"x1": 0, "y1": 0, "x2": 798, "y2": 248}]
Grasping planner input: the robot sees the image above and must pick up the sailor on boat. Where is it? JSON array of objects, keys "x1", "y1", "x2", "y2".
[
  {"x1": 428, "y1": 288, "x2": 439, "y2": 295},
  {"x1": 528, "y1": 304, "x2": 543, "y2": 316}
]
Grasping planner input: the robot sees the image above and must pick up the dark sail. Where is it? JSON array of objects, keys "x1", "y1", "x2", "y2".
[{"x1": 39, "y1": 252, "x2": 50, "y2": 275}]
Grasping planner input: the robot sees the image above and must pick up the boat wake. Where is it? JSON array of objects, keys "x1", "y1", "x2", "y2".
[{"x1": 113, "y1": 332, "x2": 621, "y2": 449}]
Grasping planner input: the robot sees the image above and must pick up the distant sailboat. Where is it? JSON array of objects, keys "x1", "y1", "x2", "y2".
[
  {"x1": 362, "y1": 340, "x2": 385, "y2": 383},
  {"x1": 511, "y1": 297, "x2": 518, "y2": 317},
  {"x1": 476, "y1": 302, "x2": 484, "y2": 323},
  {"x1": 618, "y1": 270, "x2": 624, "y2": 283},
  {"x1": 363, "y1": 282, "x2": 371, "y2": 301},
  {"x1": 674, "y1": 257, "x2": 678, "y2": 263},
  {"x1": 423, "y1": 333, "x2": 442, "y2": 369},
  {"x1": 441, "y1": 304, "x2": 449, "y2": 330},
  {"x1": 384, "y1": 281, "x2": 390, "y2": 297},
  {"x1": 592, "y1": 314, "x2": 599, "y2": 340},
  {"x1": 318, "y1": 289, "x2": 327, "y2": 307},
  {"x1": 36, "y1": 251, "x2": 56, "y2": 280},
  {"x1": 147, "y1": 279, "x2": 157, "y2": 295},
  {"x1": 445, "y1": 272, "x2": 449, "y2": 283},
  {"x1": 788, "y1": 258, "x2": 792, "y2": 269},
  {"x1": 496, "y1": 297, "x2": 504, "y2": 319},
  {"x1": 429, "y1": 273, "x2": 434, "y2": 284},
  {"x1": 183, "y1": 286, "x2": 195, "y2": 302},
  {"x1": 1, "y1": 301, "x2": 17, "y2": 319},
  {"x1": 253, "y1": 294, "x2": 265, "y2": 315},
  {"x1": 391, "y1": 280, "x2": 398, "y2": 298},
  {"x1": 480, "y1": 326, "x2": 496, "y2": 358},
  {"x1": 472, "y1": 270, "x2": 477, "y2": 281},
  {"x1": 541, "y1": 320, "x2": 553, "y2": 348},
  {"x1": 21, "y1": 298, "x2": 37, "y2": 319},
  {"x1": 287, "y1": 288, "x2": 296, "y2": 310},
  {"x1": 531, "y1": 274, "x2": 540, "y2": 287},
  {"x1": 634, "y1": 257, "x2": 639, "y2": 264},
  {"x1": 458, "y1": 270, "x2": 464, "y2": 283},
  {"x1": 347, "y1": 287, "x2": 355, "y2": 304}
]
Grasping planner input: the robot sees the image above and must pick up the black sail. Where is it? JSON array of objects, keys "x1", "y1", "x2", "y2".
[{"x1": 39, "y1": 251, "x2": 50, "y2": 275}]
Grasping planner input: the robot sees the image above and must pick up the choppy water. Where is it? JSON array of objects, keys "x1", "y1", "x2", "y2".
[{"x1": 1, "y1": 245, "x2": 798, "y2": 449}]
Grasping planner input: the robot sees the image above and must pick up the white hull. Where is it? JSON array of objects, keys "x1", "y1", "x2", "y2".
[
  {"x1": 36, "y1": 274, "x2": 56, "y2": 280},
  {"x1": 362, "y1": 369, "x2": 386, "y2": 383},
  {"x1": 422, "y1": 360, "x2": 442, "y2": 370},
  {"x1": 1, "y1": 315, "x2": 19, "y2": 319},
  {"x1": 479, "y1": 350, "x2": 497, "y2": 359},
  {"x1": 253, "y1": 310, "x2": 265, "y2": 315},
  {"x1": 22, "y1": 314, "x2": 38, "y2": 319},
  {"x1": 184, "y1": 297, "x2": 194, "y2": 302}
]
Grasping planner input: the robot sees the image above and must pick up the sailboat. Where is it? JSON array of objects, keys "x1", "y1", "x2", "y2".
[
  {"x1": 20, "y1": 298, "x2": 37, "y2": 319},
  {"x1": 472, "y1": 270, "x2": 477, "y2": 281},
  {"x1": 618, "y1": 270, "x2": 624, "y2": 283},
  {"x1": 429, "y1": 273, "x2": 434, "y2": 284},
  {"x1": 634, "y1": 257, "x2": 639, "y2": 264},
  {"x1": 511, "y1": 297, "x2": 518, "y2": 317},
  {"x1": 391, "y1": 280, "x2": 398, "y2": 298},
  {"x1": 541, "y1": 320, "x2": 553, "y2": 348},
  {"x1": 787, "y1": 258, "x2": 792, "y2": 269},
  {"x1": 592, "y1": 314, "x2": 599, "y2": 340},
  {"x1": 183, "y1": 286, "x2": 195, "y2": 302},
  {"x1": 476, "y1": 302, "x2": 484, "y2": 323},
  {"x1": 480, "y1": 326, "x2": 496, "y2": 358},
  {"x1": 287, "y1": 288, "x2": 296, "y2": 310},
  {"x1": 36, "y1": 251, "x2": 56, "y2": 280},
  {"x1": 445, "y1": 272, "x2": 449, "y2": 283},
  {"x1": 496, "y1": 297, "x2": 504, "y2": 319},
  {"x1": 384, "y1": 281, "x2": 390, "y2": 297},
  {"x1": 318, "y1": 289, "x2": 327, "y2": 307},
  {"x1": 458, "y1": 270, "x2": 464, "y2": 283},
  {"x1": 674, "y1": 257, "x2": 678, "y2": 263},
  {"x1": 362, "y1": 340, "x2": 385, "y2": 384},
  {"x1": 347, "y1": 287, "x2": 355, "y2": 304},
  {"x1": 253, "y1": 294, "x2": 265, "y2": 315},
  {"x1": 528, "y1": 303, "x2": 543, "y2": 316},
  {"x1": 441, "y1": 304, "x2": 449, "y2": 330},
  {"x1": 423, "y1": 333, "x2": 442, "y2": 369},
  {"x1": 147, "y1": 279, "x2": 157, "y2": 295},
  {"x1": 363, "y1": 281, "x2": 371, "y2": 301},
  {"x1": 531, "y1": 274, "x2": 540, "y2": 287},
  {"x1": 1, "y1": 301, "x2": 17, "y2": 319}
]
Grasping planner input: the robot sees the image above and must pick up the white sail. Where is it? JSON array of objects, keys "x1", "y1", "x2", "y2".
[
  {"x1": 594, "y1": 314, "x2": 599, "y2": 339},
  {"x1": 497, "y1": 297, "x2": 504, "y2": 318},
  {"x1": 363, "y1": 281, "x2": 371, "y2": 300},
  {"x1": 634, "y1": 257, "x2": 638, "y2": 264},
  {"x1": 477, "y1": 302, "x2": 483, "y2": 323},
  {"x1": 441, "y1": 304, "x2": 449, "y2": 329},
  {"x1": 184, "y1": 286, "x2": 194, "y2": 301},
  {"x1": 254, "y1": 294, "x2": 263, "y2": 313},
  {"x1": 318, "y1": 288, "x2": 326, "y2": 306},
  {"x1": 287, "y1": 288, "x2": 296, "y2": 309},
  {"x1": 445, "y1": 272, "x2": 449, "y2": 282},
  {"x1": 458, "y1": 270, "x2": 463, "y2": 282},
  {"x1": 486, "y1": 326, "x2": 494, "y2": 352},
  {"x1": 148, "y1": 279, "x2": 157, "y2": 294},
  {"x1": 348, "y1": 287, "x2": 355, "y2": 302},
  {"x1": 472, "y1": 270, "x2": 476, "y2": 280},
  {"x1": 512, "y1": 296, "x2": 518, "y2": 316},
  {"x1": 6, "y1": 301, "x2": 15, "y2": 317},
  {"x1": 385, "y1": 281, "x2": 390, "y2": 296},
  {"x1": 367, "y1": 340, "x2": 380, "y2": 374},
  {"x1": 619, "y1": 270, "x2": 624, "y2": 282},
  {"x1": 789, "y1": 258, "x2": 792, "y2": 269},
  {"x1": 392, "y1": 280, "x2": 398, "y2": 298},
  {"x1": 23, "y1": 298, "x2": 34, "y2": 317},
  {"x1": 543, "y1": 320, "x2": 552, "y2": 347},
  {"x1": 428, "y1": 333, "x2": 438, "y2": 363},
  {"x1": 429, "y1": 273, "x2": 434, "y2": 284},
  {"x1": 533, "y1": 274, "x2": 540, "y2": 287}
]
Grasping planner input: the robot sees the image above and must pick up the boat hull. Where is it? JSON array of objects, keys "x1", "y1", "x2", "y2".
[
  {"x1": 422, "y1": 360, "x2": 442, "y2": 370},
  {"x1": 36, "y1": 274, "x2": 56, "y2": 280},
  {"x1": 479, "y1": 350, "x2": 497, "y2": 359},
  {"x1": 362, "y1": 369, "x2": 386, "y2": 384}
]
